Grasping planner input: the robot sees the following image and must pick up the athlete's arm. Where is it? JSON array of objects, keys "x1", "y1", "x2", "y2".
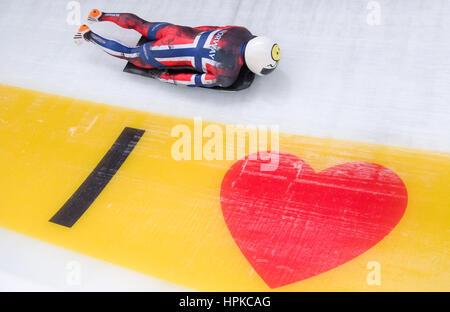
[{"x1": 158, "y1": 71, "x2": 219, "y2": 87}]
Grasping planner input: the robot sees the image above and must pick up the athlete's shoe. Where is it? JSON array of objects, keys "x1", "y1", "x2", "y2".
[
  {"x1": 87, "y1": 9, "x2": 103, "y2": 23},
  {"x1": 73, "y1": 24, "x2": 91, "y2": 45}
]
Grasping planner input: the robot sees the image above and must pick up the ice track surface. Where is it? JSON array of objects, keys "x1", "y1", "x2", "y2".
[{"x1": 0, "y1": 0, "x2": 449, "y2": 291}]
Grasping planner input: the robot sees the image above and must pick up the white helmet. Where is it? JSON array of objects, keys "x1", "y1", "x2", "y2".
[{"x1": 244, "y1": 37, "x2": 281, "y2": 76}]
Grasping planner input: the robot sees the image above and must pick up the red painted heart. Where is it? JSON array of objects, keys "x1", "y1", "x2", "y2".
[{"x1": 220, "y1": 152, "x2": 407, "y2": 288}]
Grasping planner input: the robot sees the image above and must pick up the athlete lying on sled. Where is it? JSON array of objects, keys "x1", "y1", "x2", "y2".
[{"x1": 74, "y1": 9, "x2": 281, "y2": 89}]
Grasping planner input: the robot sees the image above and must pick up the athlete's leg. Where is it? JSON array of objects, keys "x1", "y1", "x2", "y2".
[
  {"x1": 82, "y1": 27, "x2": 152, "y2": 69},
  {"x1": 88, "y1": 10, "x2": 165, "y2": 40}
]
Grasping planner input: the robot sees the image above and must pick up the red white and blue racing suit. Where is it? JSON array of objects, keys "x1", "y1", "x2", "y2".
[{"x1": 86, "y1": 13, "x2": 254, "y2": 88}]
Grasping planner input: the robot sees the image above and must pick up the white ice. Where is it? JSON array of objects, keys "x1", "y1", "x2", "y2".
[{"x1": 0, "y1": 0, "x2": 449, "y2": 291}]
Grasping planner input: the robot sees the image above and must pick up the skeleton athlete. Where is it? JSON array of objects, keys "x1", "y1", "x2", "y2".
[{"x1": 74, "y1": 9, "x2": 281, "y2": 88}]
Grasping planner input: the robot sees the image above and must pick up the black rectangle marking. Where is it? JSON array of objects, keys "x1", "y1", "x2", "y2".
[{"x1": 50, "y1": 127, "x2": 145, "y2": 228}]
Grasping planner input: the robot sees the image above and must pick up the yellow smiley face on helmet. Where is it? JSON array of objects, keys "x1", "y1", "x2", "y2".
[{"x1": 271, "y1": 44, "x2": 281, "y2": 62}]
